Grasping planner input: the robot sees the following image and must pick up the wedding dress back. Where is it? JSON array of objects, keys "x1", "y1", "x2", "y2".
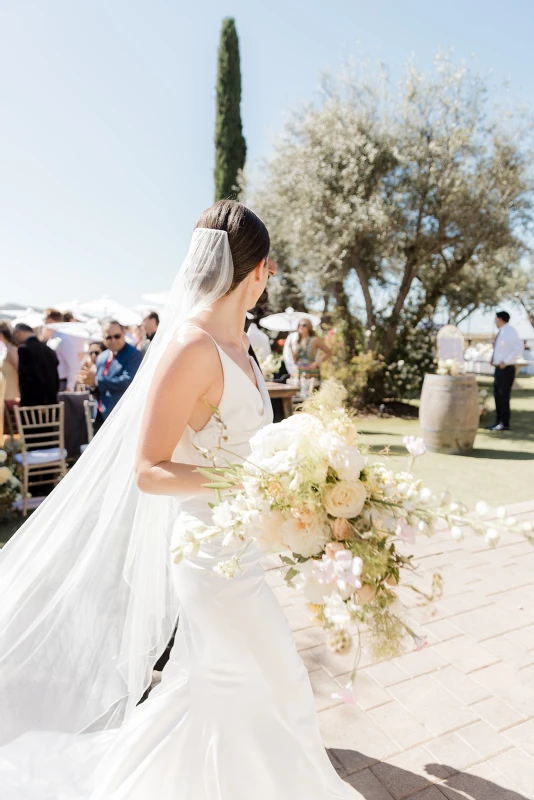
[{"x1": 0, "y1": 225, "x2": 360, "y2": 798}]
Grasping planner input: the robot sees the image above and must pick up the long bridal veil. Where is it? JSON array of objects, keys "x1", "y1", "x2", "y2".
[{"x1": 0, "y1": 228, "x2": 234, "y2": 745}]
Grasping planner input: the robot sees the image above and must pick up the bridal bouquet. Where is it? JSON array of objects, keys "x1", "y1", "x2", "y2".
[{"x1": 173, "y1": 381, "x2": 531, "y2": 693}]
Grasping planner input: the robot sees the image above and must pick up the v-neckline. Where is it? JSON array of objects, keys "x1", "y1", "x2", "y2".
[
  {"x1": 215, "y1": 343, "x2": 262, "y2": 398},
  {"x1": 185, "y1": 322, "x2": 265, "y2": 405}
]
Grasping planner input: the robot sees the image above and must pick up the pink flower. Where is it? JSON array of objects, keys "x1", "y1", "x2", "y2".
[
  {"x1": 395, "y1": 521, "x2": 416, "y2": 544},
  {"x1": 413, "y1": 635, "x2": 428, "y2": 651},
  {"x1": 332, "y1": 687, "x2": 356, "y2": 704},
  {"x1": 312, "y1": 549, "x2": 363, "y2": 598}
]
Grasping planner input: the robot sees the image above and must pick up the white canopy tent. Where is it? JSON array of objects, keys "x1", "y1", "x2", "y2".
[
  {"x1": 77, "y1": 296, "x2": 142, "y2": 327},
  {"x1": 259, "y1": 307, "x2": 322, "y2": 332}
]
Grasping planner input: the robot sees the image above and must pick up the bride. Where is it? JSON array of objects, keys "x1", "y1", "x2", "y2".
[{"x1": 0, "y1": 200, "x2": 360, "y2": 799}]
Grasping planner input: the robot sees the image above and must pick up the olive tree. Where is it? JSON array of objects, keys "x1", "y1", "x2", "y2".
[{"x1": 253, "y1": 54, "x2": 534, "y2": 364}]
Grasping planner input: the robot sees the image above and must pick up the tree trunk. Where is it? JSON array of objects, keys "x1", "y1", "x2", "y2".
[{"x1": 350, "y1": 241, "x2": 377, "y2": 349}]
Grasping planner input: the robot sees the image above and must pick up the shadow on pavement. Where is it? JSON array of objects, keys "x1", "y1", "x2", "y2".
[
  {"x1": 329, "y1": 750, "x2": 528, "y2": 799},
  {"x1": 467, "y1": 448, "x2": 534, "y2": 460}
]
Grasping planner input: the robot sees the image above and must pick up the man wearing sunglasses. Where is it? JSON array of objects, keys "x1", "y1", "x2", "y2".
[{"x1": 79, "y1": 319, "x2": 143, "y2": 432}]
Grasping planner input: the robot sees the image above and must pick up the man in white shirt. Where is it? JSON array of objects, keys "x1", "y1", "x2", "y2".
[
  {"x1": 489, "y1": 311, "x2": 523, "y2": 431},
  {"x1": 42, "y1": 309, "x2": 84, "y2": 391},
  {"x1": 246, "y1": 320, "x2": 272, "y2": 363}
]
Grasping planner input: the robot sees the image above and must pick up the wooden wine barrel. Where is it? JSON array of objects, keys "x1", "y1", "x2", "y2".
[{"x1": 419, "y1": 374, "x2": 480, "y2": 454}]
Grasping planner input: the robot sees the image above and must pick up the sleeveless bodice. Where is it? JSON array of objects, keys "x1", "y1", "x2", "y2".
[{"x1": 171, "y1": 339, "x2": 273, "y2": 528}]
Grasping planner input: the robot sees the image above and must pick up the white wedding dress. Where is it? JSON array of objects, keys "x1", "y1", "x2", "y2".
[{"x1": 0, "y1": 339, "x2": 360, "y2": 799}]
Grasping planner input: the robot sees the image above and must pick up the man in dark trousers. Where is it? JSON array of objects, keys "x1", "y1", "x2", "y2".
[
  {"x1": 13, "y1": 323, "x2": 59, "y2": 406},
  {"x1": 488, "y1": 310, "x2": 524, "y2": 432},
  {"x1": 79, "y1": 319, "x2": 143, "y2": 432}
]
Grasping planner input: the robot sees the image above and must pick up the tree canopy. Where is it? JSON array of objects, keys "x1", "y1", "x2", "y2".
[{"x1": 253, "y1": 54, "x2": 534, "y2": 360}]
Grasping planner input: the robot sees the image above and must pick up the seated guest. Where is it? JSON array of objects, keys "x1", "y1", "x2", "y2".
[
  {"x1": 79, "y1": 320, "x2": 143, "y2": 431},
  {"x1": 138, "y1": 312, "x2": 160, "y2": 354},
  {"x1": 13, "y1": 323, "x2": 59, "y2": 406}
]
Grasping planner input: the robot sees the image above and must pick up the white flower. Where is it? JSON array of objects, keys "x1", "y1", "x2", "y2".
[
  {"x1": 283, "y1": 412, "x2": 324, "y2": 436},
  {"x1": 248, "y1": 423, "x2": 300, "y2": 472},
  {"x1": 281, "y1": 515, "x2": 330, "y2": 558},
  {"x1": 403, "y1": 436, "x2": 426, "y2": 458},
  {"x1": 451, "y1": 526, "x2": 464, "y2": 541},
  {"x1": 0, "y1": 449, "x2": 7, "y2": 464},
  {"x1": 324, "y1": 593, "x2": 351, "y2": 627},
  {"x1": 214, "y1": 557, "x2": 240, "y2": 579},
  {"x1": 319, "y1": 432, "x2": 366, "y2": 481},
  {"x1": 420, "y1": 487, "x2": 433, "y2": 504},
  {"x1": 485, "y1": 528, "x2": 500, "y2": 546},
  {"x1": 255, "y1": 509, "x2": 288, "y2": 552},
  {"x1": 496, "y1": 506, "x2": 507, "y2": 520},
  {"x1": 323, "y1": 480, "x2": 367, "y2": 519},
  {"x1": 475, "y1": 500, "x2": 489, "y2": 517},
  {"x1": 395, "y1": 521, "x2": 416, "y2": 544},
  {"x1": 0, "y1": 466, "x2": 12, "y2": 485},
  {"x1": 212, "y1": 500, "x2": 235, "y2": 529}
]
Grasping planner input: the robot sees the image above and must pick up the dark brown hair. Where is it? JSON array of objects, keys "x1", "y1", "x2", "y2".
[
  {"x1": 496, "y1": 310, "x2": 510, "y2": 323},
  {"x1": 0, "y1": 319, "x2": 15, "y2": 345},
  {"x1": 195, "y1": 200, "x2": 270, "y2": 291},
  {"x1": 44, "y1": 308, "x2": 63, "y2": 322}
]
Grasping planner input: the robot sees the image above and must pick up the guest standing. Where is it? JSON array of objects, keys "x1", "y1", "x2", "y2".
[
  {"x1": 0, "y1": 320, "x2": 20, "y2": 401},
  {"x1": 137, "y1": 312, "x2": 160, "y2": 355},
  {"x1": 13, "y1": 323, "x2": 59, "y2": 406},
  {"x1": 43, "y1": 309, "x2": 81, "y2": 391},
  {"x1": 488, "y1": 310, "x2": 523, "y2": 432},
  {"x1": 246, "y1": 319, "x2": 271, "y2": 362},
  {"x1": 79, "y1": 320, "x2": 143, "y2": 431},
  {"x1": 290, "y1": 319, "x2": 331, "y2": 385}
]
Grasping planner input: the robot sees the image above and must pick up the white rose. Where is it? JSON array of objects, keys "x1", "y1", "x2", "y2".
[
  {"x1": 283, "y1": 413, "x2": 324, "y2": 436},
  {"x1": 249, "y1": 423, "x2": 297, "y2": 466},
  {"x1": 320, "y1": 432, "x2": 366, "y2": 481},
  {"x1": 0, "y1": 449, "x2": 7, "y2": 464},
  {"x1": 281, "y1": 515, "x2": 330, "y2": 558},
  {"x1": 0, "y1": 466, "x2": 12, "y2": 485},
  {"x1": 323, "y1": 480, "x2": 367, "y2": 519}
]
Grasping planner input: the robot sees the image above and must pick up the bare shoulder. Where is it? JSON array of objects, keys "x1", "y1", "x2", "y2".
[{"x1": 155, "y1": 324, "x2": 219, "y2": 381}]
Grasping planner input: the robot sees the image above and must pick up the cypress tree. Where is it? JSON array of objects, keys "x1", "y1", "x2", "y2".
[{"x1": 214, "y1": 18, "x2": 246, "y2": 201}]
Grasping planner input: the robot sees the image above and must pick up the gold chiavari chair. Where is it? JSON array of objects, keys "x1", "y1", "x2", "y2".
[{"x1": 14, "y1": 403, "x2": 67, "y2": 516}]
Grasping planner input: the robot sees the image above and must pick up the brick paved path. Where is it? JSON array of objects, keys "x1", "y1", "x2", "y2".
[{"x1": 265, "y1": 500, "x2": 534, "y2": 800}]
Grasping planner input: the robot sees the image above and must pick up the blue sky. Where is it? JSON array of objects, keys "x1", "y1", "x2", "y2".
[{"x1": 2, "y1": 0, "x2": 534, "y2": 309}]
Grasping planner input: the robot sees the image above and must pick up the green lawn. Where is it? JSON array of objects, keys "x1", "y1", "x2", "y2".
[{"x1": 357, "y1": 375, "x2": 534, "y2": 508}]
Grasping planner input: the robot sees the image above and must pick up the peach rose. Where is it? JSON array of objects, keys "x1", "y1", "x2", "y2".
[
  {"x1": 357, "y1": 584, "x2": 376, "y2": 604},
  {"x1": 331, "y1": 517, "x2": 355, "y2": 541}
]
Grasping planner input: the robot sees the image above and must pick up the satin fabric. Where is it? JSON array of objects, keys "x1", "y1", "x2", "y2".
[{"x1": 0, "y1": 340, "x2": 360, "y2": 799}]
